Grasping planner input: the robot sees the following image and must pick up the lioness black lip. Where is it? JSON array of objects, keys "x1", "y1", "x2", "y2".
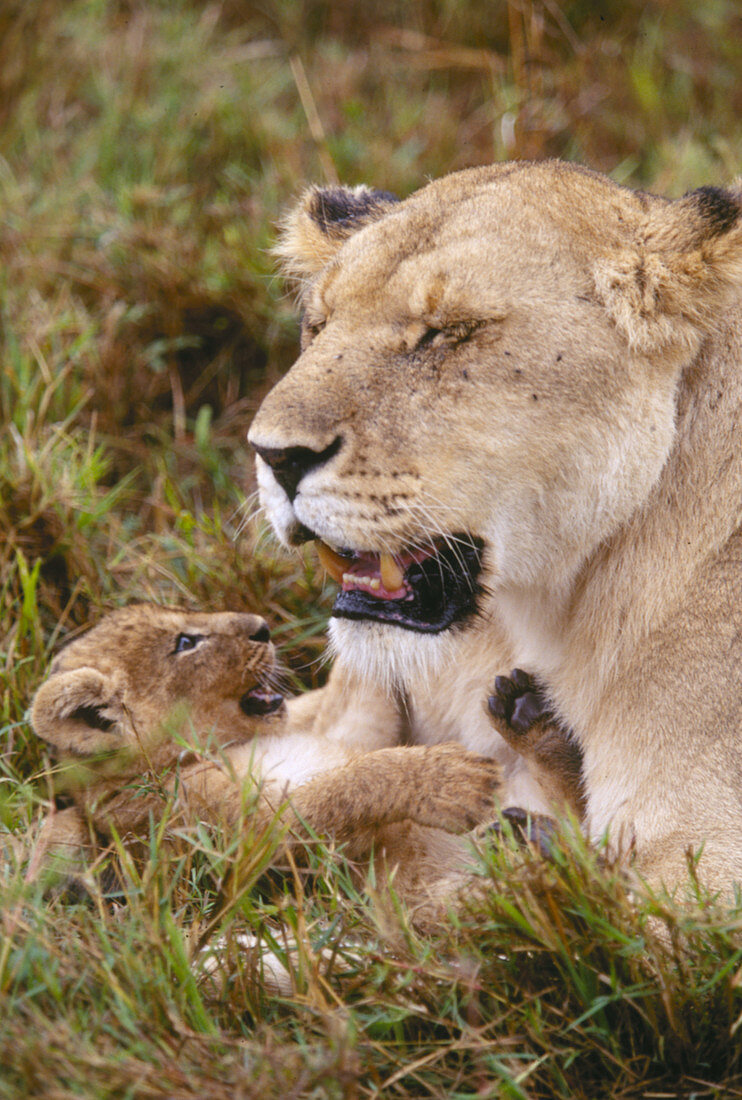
[{"x1": 288, "y1": 521, "x2": 316, "y2": 546}]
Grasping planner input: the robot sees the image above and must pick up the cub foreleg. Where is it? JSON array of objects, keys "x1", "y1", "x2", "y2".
[
  {"x1": 258, "y1": 743, "x2": 501, "y2": 857},
  {"x1": 488, "y1": 669, "x2": 585, "y2": 818}
]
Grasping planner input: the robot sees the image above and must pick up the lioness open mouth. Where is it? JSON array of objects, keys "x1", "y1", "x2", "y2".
[{"x1": 315, "y1": 536, "x2": 484, "y2": 633}]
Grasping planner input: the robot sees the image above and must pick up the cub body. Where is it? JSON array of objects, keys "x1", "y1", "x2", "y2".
[{"x1": 28, "y1": 605, "x2": 502, "y2": 915}]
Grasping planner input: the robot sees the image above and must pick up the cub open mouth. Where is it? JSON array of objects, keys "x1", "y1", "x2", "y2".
[
  {"x1": 240, "y1": 686, "x2": 284, "y2": 717},
  {"x1": 315, "y1": 535, "x2": 484, "y2": 633}
]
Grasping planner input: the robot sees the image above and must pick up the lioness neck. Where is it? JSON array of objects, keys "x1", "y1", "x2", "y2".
[{"x1": 501, "y1": 312, "x2": 742, "y2": 741}]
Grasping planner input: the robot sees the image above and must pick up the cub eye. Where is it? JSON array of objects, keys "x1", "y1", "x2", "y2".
[{"x1": 173, "y1": 633, "x2": 205, "y2": 654}]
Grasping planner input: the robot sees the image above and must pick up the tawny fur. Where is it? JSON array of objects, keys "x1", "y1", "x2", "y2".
[
  {"x1": 248, "y1": 159, "x2": 742, "y2": 898},
  {"x1": 28, "y1": 605, "x2": 503, "y2": 919}
]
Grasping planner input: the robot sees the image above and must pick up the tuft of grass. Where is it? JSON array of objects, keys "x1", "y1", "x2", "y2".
[
  {"x1": 4, "y1": 819, "x2": 742, "y2": 1098},
  {"x1": 3, "y1": 0, "x2": 742, "y2": 1095}
]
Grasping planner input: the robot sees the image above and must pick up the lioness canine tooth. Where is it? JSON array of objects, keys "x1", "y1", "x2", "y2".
[
  {"x1": 316, "y1": 541, "x2": 347, "y2": 584},
  {"x1": 380, "y1": 552, "x2": 405, "y2": 591}
]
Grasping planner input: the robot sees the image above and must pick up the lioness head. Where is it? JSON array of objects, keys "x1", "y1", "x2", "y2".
[
  {"x1": 31, "y1": 605, "x2": 284, "y2": 768},
  {"x1": 249, "y1": 162, "x2": 742, "y2": 683}
]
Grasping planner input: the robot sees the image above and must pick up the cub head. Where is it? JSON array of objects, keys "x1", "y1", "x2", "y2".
[
  {"x1": 30, "y1": 605, "x2": 284, "y2": 774},
  {"x1": 249, "y1": 161, "x2": 742, "y2": 685}
]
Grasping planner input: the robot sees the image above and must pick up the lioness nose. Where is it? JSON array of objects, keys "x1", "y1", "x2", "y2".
[{"x1": 252, "y1": 438, "x2": 342, "y2": 502}]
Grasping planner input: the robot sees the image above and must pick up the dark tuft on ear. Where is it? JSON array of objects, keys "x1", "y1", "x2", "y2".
[
  {"x1": 308, "y1": 187, "x2": 399, "y2": 233},
  {"x1": 687, "y1": 185, "x2": 741, "y2": 240},
  {"x1": 275, "y1": 183, "x2": 399, "y2": 282},
  {"x1": 70, "y1": 705, "x2": 116, "y2": 733}
]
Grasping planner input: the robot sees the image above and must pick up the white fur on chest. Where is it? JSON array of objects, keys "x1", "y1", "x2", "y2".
[
  {"x1": 404, "y1": 654, "x2": 555, "y2": 815},
  {"x1": 582, "y1": 760, "x2": 636, "y2": 843},
  {"x1": 492, "y1": 584, "x2": 570, "y2": 677},
  {"x1": 227, "y1": 732, "x2": 353, "y2": 795}
]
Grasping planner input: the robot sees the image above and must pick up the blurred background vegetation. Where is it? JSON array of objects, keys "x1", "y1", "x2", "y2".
[
  {"x1": 2, "y1": 0, "x2": 741, "y2": 689},
  {"x1": 2, "y1": 3, "x2": 742, "y2": 1094}
]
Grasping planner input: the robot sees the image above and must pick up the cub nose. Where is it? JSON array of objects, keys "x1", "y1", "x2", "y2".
[
  {"x1": 252, "y1": 437, "x2": 342, "y2": 502},
  {"x1": 248, "y1": 619, "x2": 271, "y2": 643}
]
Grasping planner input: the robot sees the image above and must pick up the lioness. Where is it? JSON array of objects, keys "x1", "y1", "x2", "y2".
[
  {"x1": 248, "y1": 160, "x2": 742, "y2": 898},
  {"x1": 28, "y1": 604, "x2": 503, "y2": 915}
]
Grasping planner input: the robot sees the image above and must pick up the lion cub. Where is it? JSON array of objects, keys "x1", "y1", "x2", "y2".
[{"x1": 28, "y1": 604, "x2": 502, "y2": 911}]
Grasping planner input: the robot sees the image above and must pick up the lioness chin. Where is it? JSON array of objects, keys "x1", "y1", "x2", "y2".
[{"x1": 249, "y1": 159, "x2": 742, "y2": 899}]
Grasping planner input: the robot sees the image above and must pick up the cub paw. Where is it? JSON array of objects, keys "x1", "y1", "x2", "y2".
[
  {"x1": 486, "y1": 672, "x2": 585, "y2": 815},
  {"x1": 416, "y1": 744, "x2": 502, "y2": 833},
  {"x1": 486, "y1": 806, "x2": 559, "y2": 858},
  {"x1": 487, "y1": 668, "x2": 554, "y2": 747}
]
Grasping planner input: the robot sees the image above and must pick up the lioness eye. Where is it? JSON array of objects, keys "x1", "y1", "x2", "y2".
[
  {"x1": 173, "y1": 633, "x2": 205, "y2": 654},
  {"x1": 301, "y1": 314, "x2": 326, "y2": 347},
  {"x1": 415, "y1": 321, "x2": 479, "y2": 351},
  {"x1": 416, "y1": 326, "x2": 445, "y2": 349}
]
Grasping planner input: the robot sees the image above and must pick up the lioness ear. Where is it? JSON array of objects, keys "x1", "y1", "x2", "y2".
[
  {"x1": 275, "y1": 184, "x2": 399, "y2": 281},
  {"x1": 31, "y1": 667, "x2": 130, "y2": 758},
  {"x1": 594, "y1": 183, "x2": 742, "y2": 350}
]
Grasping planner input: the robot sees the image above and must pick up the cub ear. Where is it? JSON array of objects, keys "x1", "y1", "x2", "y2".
[
  {"x1": 594, "y1": 183, "x2": 742, "y2": 350},
  {"x1": 30, "y1": 667, "x2": 130, "y2": 758},
  {"x1": 275, "y1": 184, "x2": 399, "y2": 282}
]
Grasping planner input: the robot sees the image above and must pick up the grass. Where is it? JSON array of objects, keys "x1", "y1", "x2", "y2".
[{"x1": 2, "y1": 0, "x2": 742, "y2": 1095}]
